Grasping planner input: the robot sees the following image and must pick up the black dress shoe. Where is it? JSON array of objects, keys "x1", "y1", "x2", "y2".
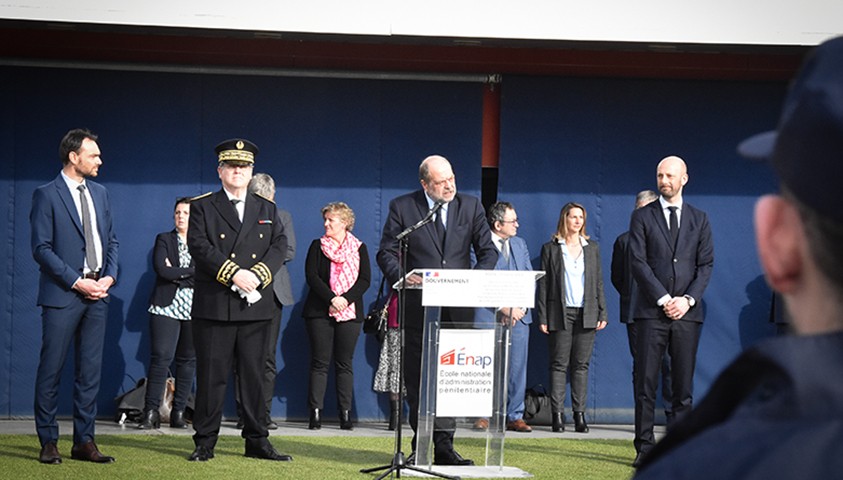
[
  {"x1": 339, "y1": 410, "x2": 353, "y2": 430},
  {"x1": 235, "y1": 418, "x2": 244, "y2": 429},
  {"x1": 266, "y1": 420, "x2": 279, "y2": 430},
  {"x1": 170, "y1": 410, "x2": 188, "y2": 429},
  {"x1": 245, "y1": 443, "x2": 293, "y2": 461},
  {"x1": 434, "y1": 449, "x2": 474, "y2": 466},
  {"x1": 39, "y1": 442, "x2": 61, "y2": 464},
  {"x1": 137, "y1": 409, "x2": 160, "y2": 430},
  {"x1": 552, "y1": 412, "x2": 565, "y2": 432},
  {"x1": 632, "y1": 452, "x2": 644, "y2": 468},
  {"x1": 71, "y1": 441, "x2": 115, "y2": 463},
  {"x1": 573, "y1": 411, "x2": 590, "y2": 433},
  {"x1": 188, "y1": 445, "x2": 215, "y2": 462},
  {"x1": 308, "y1": 409, "x2": 321, "y2": 430}
]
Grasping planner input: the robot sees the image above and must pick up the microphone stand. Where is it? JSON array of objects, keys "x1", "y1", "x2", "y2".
[{"x1": 361, "y1": 206, "x2": 459, "y2": 480}]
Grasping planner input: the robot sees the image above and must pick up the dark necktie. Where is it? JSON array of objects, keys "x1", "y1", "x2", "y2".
[
  {"x1": 231, "y1": 199, "x2": 243, "y2": 223},
  {"x1": 668, "y1": 206, "x2": 679, "y2": 248},
  {"x1": 77, "y1": 184, "x2": 99, "y2": 272},
  {"x1": 435, "y1": 210, "x2": 446, "y2": 245}
]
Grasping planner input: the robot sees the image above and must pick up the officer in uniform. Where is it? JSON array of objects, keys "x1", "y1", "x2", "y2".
[{"x1": 187, "y1": 138, "x2": 291, "y2": 462}]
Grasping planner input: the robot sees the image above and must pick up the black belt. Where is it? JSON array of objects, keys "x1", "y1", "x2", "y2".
[{"x1": 83, "y1": 272, "x2": 100, "y2": 280}]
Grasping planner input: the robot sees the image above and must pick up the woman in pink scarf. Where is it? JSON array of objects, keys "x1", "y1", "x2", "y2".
[{"x1": 302, "y1": 202, "x2": 371, "y2": 430}]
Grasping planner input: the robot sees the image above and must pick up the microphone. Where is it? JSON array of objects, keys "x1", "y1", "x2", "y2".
[{"x1": 396, "y1": 200, "x2": 446, "y2": 240}]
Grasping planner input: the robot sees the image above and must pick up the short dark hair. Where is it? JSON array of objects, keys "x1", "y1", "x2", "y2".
[
  {"x1": 487, "y1": 201, "x2": 513, "y2": 228},
  {"x1": 789, "y1": 191, "x2": 843, "y2": 300},
  {"x1": 174, "y1": 197, "x2": 192, "y2": 211},
  {"x1": 59, "y1": 128, "x2": 97, "y2": 165}
]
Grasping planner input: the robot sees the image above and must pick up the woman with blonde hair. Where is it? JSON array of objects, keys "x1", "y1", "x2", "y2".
[
  {"x1": 536, "y1": 202, "x2": 607, "y2": 433},
  {"x1": 302, "y1": 202, "x2": 371, "y2": 430}
]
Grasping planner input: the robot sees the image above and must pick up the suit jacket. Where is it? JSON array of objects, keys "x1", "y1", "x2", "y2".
[
  {"x1": 188, "y1": 189, "x2": 287, "y2": 321},
  {"x1": 536, "y1": 238, "x2": 608, "y2": 330},
  {"x1": 377, "y1": 190, "x2": 498, "y2": 327},
  {"x1": 31, "y1": 174, "x2": 119, "y2": 308},
  {"x1": 272, "y1": 208, "x2": 296, "y2": 306},
  {"x1": 475, "y1": 235, "x2": 533, "y2": 326},
  {"x1": 628, "y1": 200, "x2": 714, "y2": 322},
  {"x1": 148, "y1": 229, "x2": 195, "y2": 308},
  {"x1": 302, "y1": 238, "x2": 371, "y2": 321},
  {"x1": 611, "y1": 231, "x2": 638, "y2": 324}
]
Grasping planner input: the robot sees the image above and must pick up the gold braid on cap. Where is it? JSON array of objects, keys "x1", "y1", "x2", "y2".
[
  {"x1": 217, "y1": 259, "x2": 241, "y2": 285},
  {"x1": 218, "y1": 149, "x2": 255, "y2": 163},
  {"x1": 250, "y1": 262, "x2": 273, "y2": 288}
]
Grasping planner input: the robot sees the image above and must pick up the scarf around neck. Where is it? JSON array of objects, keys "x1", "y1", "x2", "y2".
[{"x1": 320, "y1": 232, "x2": 362, "y2": 321}]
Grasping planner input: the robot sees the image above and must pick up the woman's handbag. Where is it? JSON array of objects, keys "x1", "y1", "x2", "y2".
[
  {"x1": 363, "y1": 277, "x2": 389, "y2": 342},
  {"x1": 524, "y1": 384, "x2": 553, "y2": 426}
]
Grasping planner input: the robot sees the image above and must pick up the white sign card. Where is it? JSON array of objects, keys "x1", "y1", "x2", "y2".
[
  {"x1": 435, "y1": 329, "x2": 496, "y2": 417},
  {"x1": 420, "y1": 269, "x2": 543, "y2": 308}
]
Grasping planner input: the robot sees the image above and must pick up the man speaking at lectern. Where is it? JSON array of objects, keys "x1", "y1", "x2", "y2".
[{"x1": 377, "y1": 155, "x2": 498, "y2": 466}]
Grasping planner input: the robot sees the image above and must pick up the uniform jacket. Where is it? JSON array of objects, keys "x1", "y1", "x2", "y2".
[
  {"x1": 635, "y1": 331, "x2": 843, "y2": 479},
  {"x1": 149, "y1": 229, "x2": 195, "y2": 308},
  {"x1": 536, "y1": 238, "x2": 607, "y2": 330},
  {"x1": 188, "y1": 189, "x2": 287, "y2": 321},
  {"x1": 31, "y1": 174, "x2": 119, "y2": 307},
  {"x1": 628, "y1": 200, "x2": 714, "y2": 322},
  {"x1": 302, "y1": 238, "x2": 371, "y2": 321}
]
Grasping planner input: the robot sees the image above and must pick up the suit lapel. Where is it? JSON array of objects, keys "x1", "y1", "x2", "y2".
[
  {"x1": 414, "y1": 191, "x2": 443, "y2": 256},
  {"x1": 213, "y1": 190, "x2": 242, "y2": 232},
  {"x1": 650, "y1": 203, "x2": 673, "y2": 250},
  {"x1": 55, "y1": 176, "x2": 84, "y2": 236},
  {"x1": 240, "y1": 195, "x2": 259, "y2": 237}
]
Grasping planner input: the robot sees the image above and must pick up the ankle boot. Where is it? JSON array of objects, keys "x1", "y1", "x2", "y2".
[
  {"x1": 308, "y1": 409, "x2": 322, "y2": 430},
  {"x1": 573, "y1": 411, "x2": 590, "y2": 433},
  {"x1": 552, "y1": 411, "x2": 565, "y2": 433},
  {"x1": 170, "y1": 409, "x2": 187, "y2": 429},
  {"x1": 137, "y1": 409, "x2": 160, "y2": 430},
  {"x1": 339, "y1": 410, "x2": 353, "y2": 430},
  {"x1": 388, "y1": 400, "x2": 400, "y2": 431}
]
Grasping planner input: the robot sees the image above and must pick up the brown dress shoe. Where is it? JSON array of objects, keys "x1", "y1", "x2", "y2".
[
  {"x1": 506, "y1": 419, "x2": 533, "y2": 432},
  {"x1": 70, "y1": 441, "x2": 115, "y2": 463},
  {"x1": 473, "y1": 418, "x2": 489, "y2": 430},
  {"x1": 39, "y1": 442, "x2": 61, "y2": 464}
]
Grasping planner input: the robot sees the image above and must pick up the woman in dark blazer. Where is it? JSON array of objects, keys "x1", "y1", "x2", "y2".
[
  {"x1": 138, "y1": 197, "x2": 196, "y2": 429},
  {"x1": 302, "y1": 202, "x2": 371, "y2": 430},
  {"x1": 536, "y1": 202, "x2": 607, "y2": 434}
]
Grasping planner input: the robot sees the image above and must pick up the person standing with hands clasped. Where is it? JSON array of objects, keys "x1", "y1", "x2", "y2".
[
  {"x1": 31, "y1": 128, "x2": 119, "y2": 464},
  {"x1": 302, "y1": 202, "x2": 371, "y2": 430},
  {"x1": 536, "y1": 202, "x2": 607, "y2": 434},
  {"x1": 187, "y1": 138, "x2": 290, "y2": 462}
]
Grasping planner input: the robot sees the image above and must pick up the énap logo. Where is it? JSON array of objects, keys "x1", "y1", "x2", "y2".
[{"x1": 440, "y1": 348, "x2": 492, "y2": 369}]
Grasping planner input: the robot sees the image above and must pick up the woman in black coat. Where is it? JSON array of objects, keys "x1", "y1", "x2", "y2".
[
  {"x1": 138, "y1": 197, "x2": 196, "y2": 429},
  {"x1": 302, "y1": 202, "x2": 371, "y2": 430}
]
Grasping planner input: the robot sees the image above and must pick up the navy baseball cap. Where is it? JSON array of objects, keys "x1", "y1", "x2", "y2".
[{"x1": 738, "y1": 36, "x2": 843, "y2": 223}]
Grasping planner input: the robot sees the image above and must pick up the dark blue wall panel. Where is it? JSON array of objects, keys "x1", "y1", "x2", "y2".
[{"x1": 498, "y1": 75, "x2": 786, "y2": 422}]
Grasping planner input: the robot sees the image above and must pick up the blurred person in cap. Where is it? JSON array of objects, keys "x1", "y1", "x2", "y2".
[
  {"x1": 635, "y1": 36, "x2": 843, "y2": 479},
  {"x1": 187, "y1": 138, "x2": 291, "y2": 462}
]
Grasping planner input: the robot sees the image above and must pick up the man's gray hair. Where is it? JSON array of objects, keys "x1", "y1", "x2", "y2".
[
  {"x1": 249, "y1": 172, "x2": 276, "y2": 200},
  {"x1": 636, "y1": 190, "x2": 659, "y2": 208}
]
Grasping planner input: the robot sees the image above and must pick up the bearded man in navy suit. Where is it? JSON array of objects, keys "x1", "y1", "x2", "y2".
[
  {"x1": 629, "y1": 155, "x2": 714, "y2": 467},
  {"x1": 30, "y1": 128, "x2": 119, "y2": 465},
  {"x1": 377, "y1": 155, "x2": 498, "y2": 466}
]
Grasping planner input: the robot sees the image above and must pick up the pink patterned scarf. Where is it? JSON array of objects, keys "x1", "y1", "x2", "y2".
[{"x1": 320, "y1": 232, "x2": 362, "y2": 321}]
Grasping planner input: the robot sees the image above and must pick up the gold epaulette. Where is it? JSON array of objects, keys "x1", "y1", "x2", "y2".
[
  {"x1": 250, "y1": 262, "x2": 273, "y2": 288},
  {"x1": 217, "y1": 259, "x2": 240, "y2": 285},
  {"x1": 191, "y1": 191, "x2": 213, "y2": 201}
]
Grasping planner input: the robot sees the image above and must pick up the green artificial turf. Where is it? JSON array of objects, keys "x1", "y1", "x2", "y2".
[{"x1": 0, "y1": 434, "x2": 636, "y2": 479}]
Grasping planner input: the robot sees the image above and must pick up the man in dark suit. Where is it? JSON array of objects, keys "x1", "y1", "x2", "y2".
[
  {"x1": 629, "y1": 156, "x2": 714, "y2": 467},
  {"x1": 377, "y1": 155, "x2": 498, "y2": 466},
  {"x1": 610, "y1": 190, "x2": 674, "y2": 424},
  {"x1": 187, "y1": 139, "x2": 290, "y2": 462},
  {"x1": 30, "y1": 128, "x2": 119, "y2": 464},
  {"x1": 474, "y1": 202, "x2": 534, "y2": 433},
  {"x1": 635, "y1": 35, "x2": 843, "y2": 479}
]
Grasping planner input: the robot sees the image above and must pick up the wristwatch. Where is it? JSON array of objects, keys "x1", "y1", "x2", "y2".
[{"x1": 683, "y1": 295, "x2": 696, "y2": 307}]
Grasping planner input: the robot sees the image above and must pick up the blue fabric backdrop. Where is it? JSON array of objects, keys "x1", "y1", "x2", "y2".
[{"x1": 1, "y1": 65, "x2": 787, "y2": 424}]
